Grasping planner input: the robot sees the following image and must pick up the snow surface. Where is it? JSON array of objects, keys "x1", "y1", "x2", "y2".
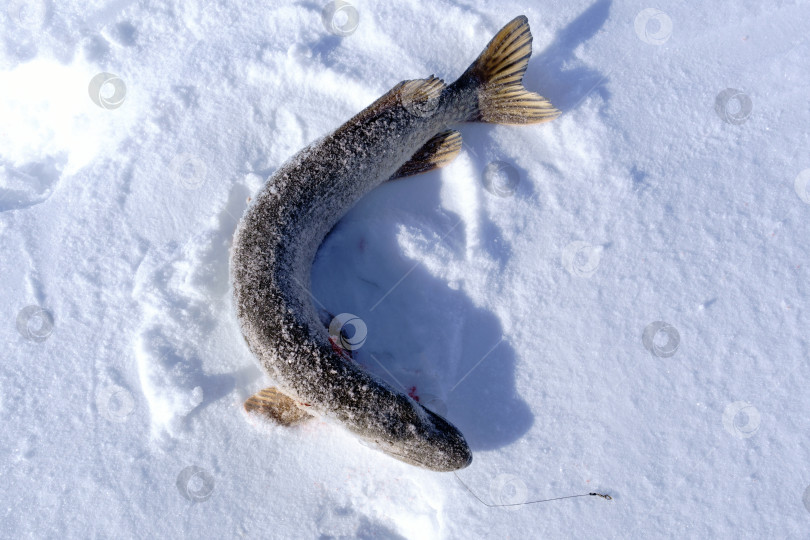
[{"x1": 2, "y1": 0, "x2": 809, "y2": 538}]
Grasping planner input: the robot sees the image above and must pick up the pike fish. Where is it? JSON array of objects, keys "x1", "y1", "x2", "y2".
[{"x1": 230, "y1": 15, "x2": 559, "y2": 471}]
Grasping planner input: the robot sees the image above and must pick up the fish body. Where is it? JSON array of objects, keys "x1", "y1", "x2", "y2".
[{"x1": 230, "y1": 16, "x2": 558, "y2": 471}]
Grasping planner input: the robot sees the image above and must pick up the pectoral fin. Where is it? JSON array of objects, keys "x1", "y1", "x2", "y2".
[
  {"x1": 244, "y1": 387, "x2": 313, "y2": 426},
  {"x1": 389, "y1": 130, "x2": 462, "y2": 180}
]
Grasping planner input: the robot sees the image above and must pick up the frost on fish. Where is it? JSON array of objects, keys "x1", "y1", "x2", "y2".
[{"x1": 229, "y1": 15, "x2": 558, "y2": 471}]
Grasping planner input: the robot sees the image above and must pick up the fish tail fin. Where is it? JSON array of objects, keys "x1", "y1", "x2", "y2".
[{"x1": 455, "y1": 15, "x2": 560, "y2": 124}]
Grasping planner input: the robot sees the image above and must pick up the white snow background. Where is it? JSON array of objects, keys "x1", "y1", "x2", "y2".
[{"x1": 2, "y1": 0, "x2": 809, "y2": 538}]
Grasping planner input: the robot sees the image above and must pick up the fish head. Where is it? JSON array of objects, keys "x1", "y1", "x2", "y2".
[{"x1": 356, "y1": 393, "x2": 473, "y2": 472}]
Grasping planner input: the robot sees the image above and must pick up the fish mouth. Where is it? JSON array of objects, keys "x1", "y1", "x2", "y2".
[
  {"x1": 352, "y1": 399, "x2": 473, "y2": 471},
  {"x1": 420, "y1": 407, "x2": 473, "y2": 471},
  {"x1": 386, "y1": 406, "x2": 473, "y2": 471},
  {"x1": 374, "y1": 438, "x2": 472, "y2": 472},
  {"x1": 445, "y1": 443, "x2": 474, "y2": 471}
]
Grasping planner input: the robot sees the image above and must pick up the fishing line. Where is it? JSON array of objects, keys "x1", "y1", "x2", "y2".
[{"x1": 454, "y1": 472, "x2": 612, "y2": 507}]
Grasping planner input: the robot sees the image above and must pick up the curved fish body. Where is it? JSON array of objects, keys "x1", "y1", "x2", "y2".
[{"x1": 230, "y1": 16, "x2": 559, "y2": 471}]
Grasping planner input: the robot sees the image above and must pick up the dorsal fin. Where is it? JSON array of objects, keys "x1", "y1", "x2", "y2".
[
  {"x1": 396, "y1": 76, "x2": 445, "y2": 117},
  {"x1": 343, "y1": 76, "x2": 447, "y2": 128}
]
